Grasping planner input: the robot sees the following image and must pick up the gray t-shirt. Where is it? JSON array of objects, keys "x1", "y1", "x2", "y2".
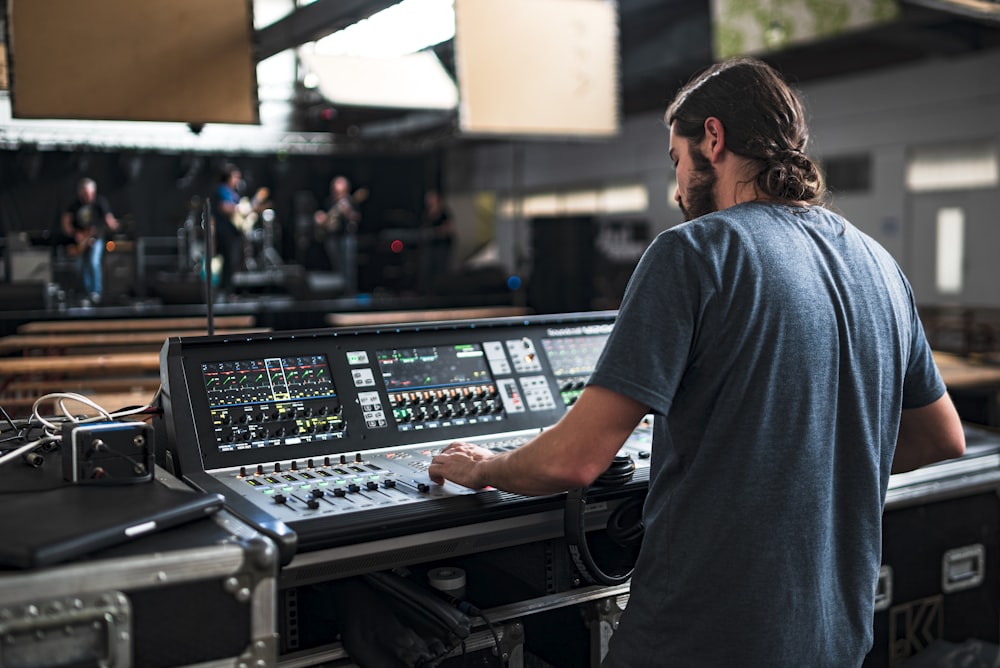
[{"x1": 590, "y1": 202, "x2": 944, "y2": 667}]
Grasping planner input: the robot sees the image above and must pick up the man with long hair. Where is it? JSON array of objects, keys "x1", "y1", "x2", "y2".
[{"x1": 429, "y1": 57, "x2": 965, "y2": 666}]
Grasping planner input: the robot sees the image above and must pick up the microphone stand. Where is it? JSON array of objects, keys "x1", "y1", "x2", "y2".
[{"x1": 203, "y1": 199, "x2": 215, "y2": 336}]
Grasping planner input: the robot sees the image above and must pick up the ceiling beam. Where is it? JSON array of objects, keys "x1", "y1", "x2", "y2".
[
  {"x1": 255, "y1": 0, "x2": 399, "y2": 62},
  {"x1": 903, "y1": 0, "x2": 1000, "y2": 24}
]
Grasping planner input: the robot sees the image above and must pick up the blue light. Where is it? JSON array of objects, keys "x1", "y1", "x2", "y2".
[{"x1": 506, "y1": 275, "x2": 522, "y2": 291}]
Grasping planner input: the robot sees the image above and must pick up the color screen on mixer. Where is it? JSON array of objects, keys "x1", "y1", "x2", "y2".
[
  {"x1": 376, "y1": 344, "x2": 491, "y2": 391},
  {"x1": 201, "y1": 354, "x2": 335, "y2": 407},
  {"x1": 541, "y1": 334, "x2": 609, "y2": 378}
]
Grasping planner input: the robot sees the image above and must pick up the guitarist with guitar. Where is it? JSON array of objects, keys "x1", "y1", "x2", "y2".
[
  {"x1": 211, "y1": 163, "x2": 268, "y2": 299},
  {"x1": 313, "y1": 175, "x2": 364, "y2": 294},
  {"x1": 61, "y1": 177, "x2": 119, "y2": 305}
]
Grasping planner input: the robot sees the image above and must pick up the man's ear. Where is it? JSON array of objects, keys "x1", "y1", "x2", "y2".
[{"x1": 703, "y1": 117, "x2": 726, "y2": 163}]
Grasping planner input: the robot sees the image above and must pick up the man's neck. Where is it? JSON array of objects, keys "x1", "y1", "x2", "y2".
[{"x1": 714, "y1": 157, "x2": 807, "y2": 210}]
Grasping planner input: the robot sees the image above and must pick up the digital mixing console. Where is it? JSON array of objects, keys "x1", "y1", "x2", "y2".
[{"x1": 159, "y1": 312, "x2": 651, "y2": 564}]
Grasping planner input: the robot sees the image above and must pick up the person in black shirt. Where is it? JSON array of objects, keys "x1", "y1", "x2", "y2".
[
  {"x1": 313, "y1": 175, "x2": 362, "y2": 292},
  {"x1": 61, "y1": 178, "x2": 119, "y2": 305},
  {"x1": 420, "y1": 190, "x2": 454, "y2": 292}
]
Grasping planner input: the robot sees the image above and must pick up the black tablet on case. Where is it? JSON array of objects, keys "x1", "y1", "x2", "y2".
[{"x1": 0, "y1": 483, "x2": 225, "y2": 569}]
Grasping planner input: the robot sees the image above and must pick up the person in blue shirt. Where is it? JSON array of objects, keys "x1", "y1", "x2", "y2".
[
  {"x1": 211, "y1": 163, "x2": 266, "y2": 297},
  {"x1": 210, "y1": 164, "x2": 245, "y2": 296},
  {"x1": 429, "y1": 57, "x2": 966, "y2": 667}
]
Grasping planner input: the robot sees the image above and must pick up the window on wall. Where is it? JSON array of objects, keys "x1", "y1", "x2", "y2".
[
  {"x1": 667, "y1": 179, "x2": 679, "y2": 209},
  {"x1": 935, "y1": 207, "x2": 965, "y2": 295},
  {"x1": 499, "y1": 183, "x2": 648, "y2": 217},
  {"x1": 822, "y1": 154, "x2": 872, "y2": 194},
  {"x1": 907, "y1": 141, "x2": 999, "y2": 192}
]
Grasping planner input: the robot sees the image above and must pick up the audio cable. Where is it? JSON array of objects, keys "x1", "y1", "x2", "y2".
[
  {"x1": 0, "y1": 391, "x2": 162, "y2": 473},
  {"x1": 565, "y1": 454, "x2": 645, "y2": 586},
  {"x1": 447, "y1": 598, "x2": 504, "y2": 668},
  {"x1": 394, "y1": 565, "x2": 506, "y2": 668}
]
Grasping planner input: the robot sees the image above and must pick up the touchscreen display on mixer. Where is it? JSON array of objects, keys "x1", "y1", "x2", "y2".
[
  {"x1": 201, "y1": 355, "x2": 345, "y2": 452},
  {"x1": 376, "y1": 344, "x2": 491, "y2": 391},
  {"x1": 203, "y1": 355, "x2": 334, "y2": 405},
  {"x1": 541, "y1": 334, "x2": 610, "y2": 406},
  {"x1": 376, "y1": 344, "x2": 503, "y2": 431},
  {"x1": 541, "y1": 335, "x2": 609, "y2": 377}
]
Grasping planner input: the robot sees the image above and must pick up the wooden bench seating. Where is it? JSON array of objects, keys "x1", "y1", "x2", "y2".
[
  {"x1": 326, "y1": 306, "x2": 532, "y2": 328},
  {"x1": 2, "y1": 390, "x2": 157, "y2": 415},
  {"x1": 0, "y1": 352, "x2": 162, "y2": 418},
  {"x1": 0, "y1": 351, "x2": 161, "y2": 380},
  {"x1": 1, "y1": 315, "x2": 263, "y2": 419},
  {"x1": 4, "y1": 377, "x2": 160, "y2": 395},
  {"x1": 16, "y1": 315, "x2": 255, "y2": 335},
  {"x1": 934, "y1": 351, "x2": 1000, "y2": 390},
  {"x1": 933, "y1": 351, "x2": 1000, "y2": 426},
  {"x1": 921, "y1": 306, "x2": 1000, "y2": 356},
  {"x1": 0, "y1": 328, "x2": 269, "y2": 356}
]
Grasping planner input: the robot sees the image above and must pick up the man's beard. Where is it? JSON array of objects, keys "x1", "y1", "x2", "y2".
[{"x1": 680, "y1": 147, "x2": 717, "y2": 221}]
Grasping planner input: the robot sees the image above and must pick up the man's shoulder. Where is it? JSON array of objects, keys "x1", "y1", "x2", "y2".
[
  {"x1": 655, "y1": 209, "x2": 748, "y2": 251},
  {"x1": 95, "y1": 195, "x2": 113, "y2": 213},
  {"x1": 215, "y1": 184, "x2": 237, "y2": 200}
]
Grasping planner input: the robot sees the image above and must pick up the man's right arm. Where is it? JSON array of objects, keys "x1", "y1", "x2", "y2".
[
  {"x1": 892, "y1": 392, "x2": 966, "y2": 473},
  {"x1": 61, "y1": 210, "x2": 74, "y2": 237},
  {"x1": 429, "y1": 385, "x2": 649, "y2": 496}
]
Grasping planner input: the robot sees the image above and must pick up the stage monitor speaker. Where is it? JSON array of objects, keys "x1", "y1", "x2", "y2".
[
  {"x1": 6, "y1": 0, "x2": 258, "y2": 124},
  {"x1": 592, "y1": 218, "x2": 650, "y2": 310},
  {"x1": 102, "y1": 242, "x2": 136, "y2": 305},
  {"x1": 529, "y1": 216, "x2": 595, "y2": 314},
  {"x1": 8, "y1": 249, "x2": 51, "y2": 283},
  {"x1": 6, "y1": 233, "x2": 51, "y2": 283},
  {"x1": 0, "y1": 282, "x2": 46, "y2": 310}
]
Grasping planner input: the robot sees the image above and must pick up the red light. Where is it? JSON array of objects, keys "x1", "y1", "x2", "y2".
[{"x1": 390, "y1": 239, "x2": 404, "y2": 253}]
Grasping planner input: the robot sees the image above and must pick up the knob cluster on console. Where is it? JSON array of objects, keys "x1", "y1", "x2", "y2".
[
  {"x1": 388, "y1": 384, "x2": 501, "y2": 424},
  {"x1": 559, "y1": 376, "x2": 589, "y2": 406},
  {"x1": 215, "y1": 400, "x2": 345, "y2": 448}
]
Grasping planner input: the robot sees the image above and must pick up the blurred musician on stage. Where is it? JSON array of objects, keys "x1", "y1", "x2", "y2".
[
  {"x1": 420, "y1": 189, "x2": 455, "y2": 293},
  {"x1": 61, "y1": 177, "x2": 119, "y2": 306},
  {"x1": 313, "y1": 175, "x2": 362, "y2": 293},
  {"x1": 211, "y1": 163, "x2": 267, "y2": 298}
]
